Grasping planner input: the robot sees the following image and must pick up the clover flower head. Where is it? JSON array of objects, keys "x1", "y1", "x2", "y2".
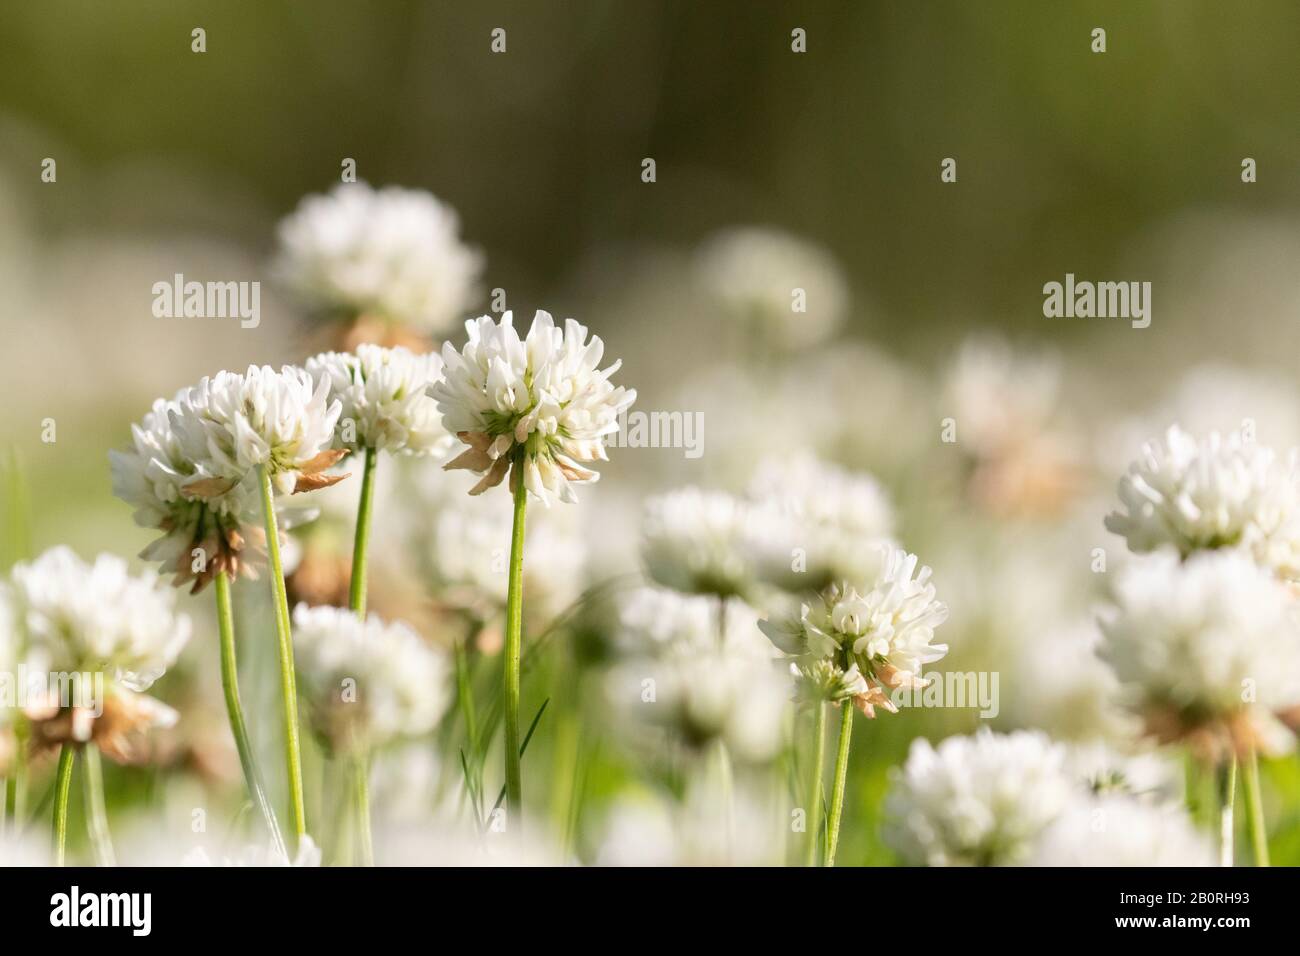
[
  {"x1": 695, "y1": 226, "x2": 848, "y2": 349},
  {"x1": 745, "y1": 454, "x2": 895, "y2": 592},
  {"x1": 292, "y1": 604, "x2": 450, "y2": 753},
  {"x1": 191, "y1": 365, "x2": 347, "y2": 496},
  {"x1": 759, "y1": 546, "x2": 949, "y2": 715},
  {"x1": 305, "y1": 344, "x2": 451, "y2": 457},
  {"x1": 432, "y1": 310, "x2": 636, "y2": 504},
  {"x1": 614, "y1": 586, "x2": 759, "y2": 656},
  {"x1": 1099, "y1": 548, "x2": 1300, "y2": 759},
  {"x1": 8, "y1": 547, "x2": 190, "y2": 761},
  {"x1": 1028, "y1": 794, "x2": 1214, "y2": 867},
  {"x1": 1106, "y1": 425, "x2": 1300, "y2": 582},
  {"x1": 275, "y1": 182, "x2": 482, "y2": 335},
  {"x1": 641, "y1": 487, "x2": 753, "y2": 599},
  {"x1": 883, "y1": 729, "x2": 1074, "y2": 866}
]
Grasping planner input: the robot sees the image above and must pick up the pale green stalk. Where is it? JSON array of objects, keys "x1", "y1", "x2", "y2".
[
  {"x1": 215, "y1": 570, "x2": 287, "y2": 857},
  {"x1": 1241, "y1": 749, "x2": 1269, "y2": 867},
  {"x1": 52, "y1": 744, "x2": 76, "y2": 866},
  {"x1": 1218, "y1": 756, "x2": 1237, "y2": 867},
  {"x1": 503, "y1": 469, "x2": 528, "y2": 825},
  {"x1": 348, "y1": 447, "x2": 377, "y2": 617},
  {"x1": 351, "y1": 753, "x2": 374, "y2": 866},
  {"x1": 824, "y1": 702, "x2": 854, "y2": 867},
  {"x1": 257, "y1": 465, "x2": 307, "y2": 846},
  {"x1": 804, "y1": 703, "x2": 827, "y2": 867},
  {"x1": 82, "y1": 746, "x2": 115, "y2": 866}
]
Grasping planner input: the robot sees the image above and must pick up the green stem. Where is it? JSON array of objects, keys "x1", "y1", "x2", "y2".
[
  {"x1": 348, "y1": 447, "x2": 377, "y2": 618},
  {"x1": 258, "y1": 465, "x2": 307, "y2": 846},
  {"x1": 824, "y1": 702, "x2": 854, "y2": 867},
  {"x1": 804, "y1": 703, "x2": 827, "y2": 867},
  {"x1": 52, "y1": 744, "x2": 76, "y2": 866},
  {"x1": 82, "y1": 746, "x2": 115, "y2": 867},
  {"x1": 4, "y1": 727, "x2": 25, "y2": 829},
  {"x1": 1241, "y1": 749, "x2": 1269, "y2": 867},
  {"x1": 1217, "y1": 756, "x2": 1237, "y2": 867},
  {"x1": 215, "y1": 570, "x2": 287, "y2": 858},
  {"x1": 503, "y1": 470, "x2": 528, "y2": 827},
  {"x1": 352, "y1": 753, "x2": 374, "y2": 866}
]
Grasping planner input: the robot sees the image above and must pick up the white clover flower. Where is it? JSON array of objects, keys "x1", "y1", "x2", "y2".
[
  {"x1": 8, "y1": 547, "x2": 189, "y2": 761},
  {"x1": 745, "y1": 454, "x2": 894, "y2": 592},
  {"x1": 1106, "y1": 425, "x2": 1300, "y2": 582},
  {"x1": 597, "y1": 779, "x2": 784, "y2": 866},
  {"x1": 111, "y1": 386, "x2": 273, "y2": 590},
  {"x1": 695, "y1": 226, "x2": 848, "y2": 349},
  {"x1": 432, "y1": 310, "x2": 636, "y2": 504},
  {"x1": 758, "y1": 547, "x2": 949, "y2": 716},
  {"x1": 614, "y1": 586, "x2": 759, "y2": 656},
  {"x1": 640, "y1": 487, "x2": 753, "y2": 599},
  {"x1": 292, "y1": 604, "x2": 450, "y2": 753},
  {"x1": 608, "y1": 589, "x2": 786, "y2": 762},
  {"x1": 405, "y1": 464, "x2": 586, "y2": 622},
  {"x1": 1062, "y1": 740, "x2": 1181, "y2": 803},
  {"x1": 1027, "y1": 794, "x2": 1214, "y2": 867},
  {"x1": 305, "y1": 344, "x2": 451, "y2": 457},
  {"x1": 883, "y1": 729, "x2": 1075, "y2": 866},
  {"x1": 275, "y1": 182, "x2": 482, "y2": 335},
  {"x1": 186, "y1": 365, "x2": 346, "y2": 497},
  {"x1": 1099, "y1": 548, "x2": 1300, "y2": 758}
]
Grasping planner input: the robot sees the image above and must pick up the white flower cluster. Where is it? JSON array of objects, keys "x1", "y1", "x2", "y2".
[
  {"x1": 112, "y1": 366, "x2": 346, "y2": 588},
  {"x1": 6, "y1": 547, "x2": 190, "y2": 760},
  {"x1": 759, "y1": 547, "x2": 949, "y2": 716},
  {"x1": 1027, "y1": 794, "x2": 1214, "y2": 867},
  {"x1": 405, "y1": 465, "x2": 586, "y2": 622},
  {"x1": 292, "y1": 604, "x2": 450, "y2": 753},
  {"x1": 1099, "y1": 548, "x2": 1300, "y2": 755},
  {"x1": 640, "y1": 487, "x2": 753, "y2": 599},
  {"x1": 745, "y1": 454, "x2": 895, "y2": 592},
  {"x1": 433, "y1": 310, "x2": 636, "y2": 504},
  {"x1": 608, "y1": 588, "x2": 787, "y2": 763},
  {"x1": 1106, "y1": 425, "x2": 1300, "y2": 581},
  {"x1": 275, "y1": 182, "x2": 483, "y2": 335},
  {"x1": 305, "y1": 344, "x2": 451, "y2": 456},
  {"x1": 695, "y1": 226, "x2": 848, "y2": 349}
]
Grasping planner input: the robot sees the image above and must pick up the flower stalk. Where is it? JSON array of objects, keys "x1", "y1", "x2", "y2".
[
  {"x1": 805, "y1": 703, "x2": 826, "y2": 867},
  {"x1": 503, "y1": 462, "x2": 528, "y2": 825},
  {"x1": 82, "y1": 745, "x2": 115, "y2": 867},
  {"x1": 215, "y1": 569, "x2": 286, "y2": 857},
  {"x1": 348, "y1": 446, "x2": 377, "y2": 617},
  {"x1": 1241, "y1": 748, "x2": 1269, "y2": 866},
  {"x1": 1217, "y1": 756, "x2": 1237, "y2": 867},
  {"x1": 52, "y1": 744, "x2": 76, "y2": 866},
  {"x1": 258, "y1": 465, "x2": 307, "y2": 846},
  {"x1": 824, "y1": 702, "x2": 854, "y2": 866}
]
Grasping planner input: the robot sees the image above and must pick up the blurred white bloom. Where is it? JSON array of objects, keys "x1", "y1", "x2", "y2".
[
  {"x1": 940, "y1": 337, "x2": 1080, "y2": 516},
  {"x1": 758, "y1": 547, "x2": 949, "y2": 716},
  {"x1": 188, "y1": 365, "x2": 346, "y2": 497},
  {"x1": 1099, "y1": 548, "x2": 1300, "y2": 758},
  {"x1": 11, "y1": 548, "x2": 189, "y2": 693},
  {"x1": 292, "y1": 604, "x2": 450, "y2": 753},
  {"x1": 884, "y1": 729, "x2": 1074, "y2": 866},
  {"x1": 745, "y1": 454, "x2": 894, "y2": 591},
  {"x1": 0, "y1": 587, "x2": 15, "y2": 773},
  {"x1": 1106, "y1": 425, "x2": 1300, "y2": 582},
  {"x1": 597, "y1": 779, "x2": 783, "y2": 866},
  {"x1": 0, "y1": 832, "x2": 51, "y2": 867},
  {"x1": 695, "y1": 226, "x2": 848, "y2": 349},
  {"x1": 406, "y1": 463, "x2": 586, "y2": 621},
  {"x1": 275, "y1": 182, "x2": 482, "y2": 335},
  {"x1": 433, "y1": 311, "x2": 636, "y2": 504},
  {"x1": 614, "y1": 586, "x2": 758, "y2": 656},
  {"x1": 373, "y1": 822, "x2": 556, "y2": 866},
  {"x1": 8, "y1": 547, "x2": 189, "y2": 762},
  {"x1": 183, "y1": 834, "x2": 322, "y2": 868},
  {"x1": 608, "y1": 590, "x2": 787, "y2": 762},
  {"x1": 1028, "y1": 794, "x2": 1213, "y2": 867},
  {"x1": 306, "y1": 344, "x2": 451, "y2": 456},
  {"x1": 641, "y1": 487, "x2": 753, "y2": 599},
  {"x1": 1063, "y1": 740, "x2": 1181, "y2": 803}
]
